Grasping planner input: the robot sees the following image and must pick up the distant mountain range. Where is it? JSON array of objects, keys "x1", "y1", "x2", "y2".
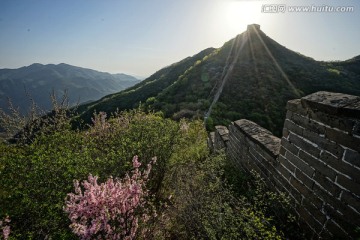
[
  {"x1": 77, "y1": 24, "x2": 360, "y2": 136},
  {"x1": 0, "y1": 63, "x2": 140, "y2": 113}
]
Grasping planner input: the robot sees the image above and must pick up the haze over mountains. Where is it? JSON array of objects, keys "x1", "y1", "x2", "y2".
[
  {"x1": 0, "y1": 63, "x2": 140, "y2": 114},
  {"x1": 77, "y1": 25, "x2": 360, "y2": 136}
]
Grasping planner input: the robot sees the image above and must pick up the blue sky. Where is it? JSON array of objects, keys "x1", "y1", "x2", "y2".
[{"x1": 1, "y1": 0, "x2": 359, "y2": 77}]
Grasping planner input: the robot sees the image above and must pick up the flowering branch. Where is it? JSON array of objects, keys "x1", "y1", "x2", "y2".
[
  {"x1": 0, "y1": 216, "x2": 10, "y2": 240},
  {"x1": 64, "y1": 156, "x2": 156, "y2": 240}
]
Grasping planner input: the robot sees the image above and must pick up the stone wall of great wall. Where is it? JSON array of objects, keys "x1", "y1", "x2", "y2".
[{"x1": 209, "y1": 91, "x2": 360, "y2": 239}]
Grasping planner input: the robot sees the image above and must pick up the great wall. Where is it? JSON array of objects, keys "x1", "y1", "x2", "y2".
[{"x1": 209, "y1": 91, "x2": 360, "y2": 239}]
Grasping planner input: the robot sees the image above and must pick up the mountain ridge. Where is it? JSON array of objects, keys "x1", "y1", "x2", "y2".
[
  {"x1": 0, "y1": 63, "x2": 140, "y2": 114},
  {"x1": 77, "y1": 25, "x2": 360, "y2": 136}
]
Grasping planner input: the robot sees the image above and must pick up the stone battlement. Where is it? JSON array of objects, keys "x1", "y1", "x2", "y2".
[
  {"x1": 247, "y1": 24, "x2": 260, "y2": 31},
  {"x1": 210, "y1": 91, "x2": 360, "y2": 239}
]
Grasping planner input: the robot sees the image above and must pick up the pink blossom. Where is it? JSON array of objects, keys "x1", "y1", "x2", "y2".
[
  {"x1": 64, "y1": 156, "x2": 154, "y2": 240},
  {"x1": 0, "y1": 216, "x2": 10, "y2": 240},
  {"x1": 2, "y1": 226, "x2": 10, "y2": 240},
  {"x1": 132, "y1": 155, "x2": 141, "y2": 168}
]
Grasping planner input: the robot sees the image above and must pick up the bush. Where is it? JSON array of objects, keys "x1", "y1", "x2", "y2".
[
  {"x1": 64, "y1": 156, "x2": 155, "y2": 240},
  {"x1": 0, "y1": 102, "x2": 303, "y2": 239},
  {"x1": 0, "y1": 109, "x2": 179, "y2": 238}
]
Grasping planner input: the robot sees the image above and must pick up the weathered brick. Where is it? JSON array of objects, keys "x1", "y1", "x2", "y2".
[
  {"x1": 324, "y1": 219, "x2": 349, "y2": 239},
  {"x1": 341, "y1": 190, "x2": 360, "y2": 214},
  {"x1": 307, "y1": 108, "x2": 356, "y2": 133},
  {"x1": 312, "y1": 182, "x2": 332, "y2": 202},
  {"x1": 286, "y1": 110, "x2": 293, "y2": 120},
  {"x1": 299, "y1": 150, "x2": 336, "y2": 181},
  {"x1": 323, "y1": 194, "x2": 360, "y2": 226},
  {"x1": 226, "y1": 92, "x2": 360, "y2": 239},
  {"x1": 343, "y1": 148, "x2": 360, "y2": 168},
  {"x1": 304, "y1": 190, "x2": 324, "y2": 209},
  {"x1": 295, "y1": 168, "x2": 314, "y2": 190},
  {"x1": 343, "y1": 98, "x2": 360, "y2": 118},
  {"x1": 284, "y1": 119, "x2": 304, "y2": 136},
  {"x1": 286, "y1": 150, "x2": 315, "y2": 177},
  {"x1": 289, "y1": 133, "x2": 321, "y2": 158},
  {"x1": 313, "y1": 172, "x2": 341, "y2": 197},
  {"x1": 298, "y1": 220, "x2": 317, "y2": 239},
  {"x1": 286, "y1": 99, "x2": 308, "y2": 116},
  {"x1": 324, "y1": 204, "x2": 359, "y2": 236},
  {"x1": 290, "y1": 177, "x2": 313, "y2": 198},
  {"x1": 321, "y1": 151, "x2": 360, "y2": 183},
  {"x1": 274, "y1": 175, "x2": 302, "y2": 204},
  {"x1": 301, "y1": 91, "x2": 360, "y2": 118},
  {"x1": 319, "y1": 227, "x2": 333, "y2": 239},
  {"x1": 337, "y1": 174, "x2": 360, "y2": 196},
  {"x1": 277, "y1": 163, "x2": 293, "y2": 181},
  {"x1": 302, "y1": 198, "x2": 327, "y2": 225},
  {"x1": 253, "y1": 143, "x2": 278, "y2": 166},
  {"x1": 353, "y1": 120, "x2": 360, "y2": 137},
  {"x1": 280, "y1": 137, "x2": 300, "y2": 156},
  {"x1": 291, "y1": 112, "x2": 326, "y2": 135},
  {"x1": 278, "y1": 155, "x2": 296, "y2": 173},
  {"x1": 325, "y1": 126, "x2": 360, "y2": 152},
  {"x1": 279, "y1": 146, "x2": 286, "y2": 156},
  {"x1": 296, "y1": 206, "x2": 324, "y2": 233},
  {"x1": 303, "y1": 129, "x2": 344, "y2": 158},
  {"x1": 282, "y1": 127, "x2": 289, "y2": 139},
  {"x1": 249, "y1": 146, "x2": 262, "y2": 162}
]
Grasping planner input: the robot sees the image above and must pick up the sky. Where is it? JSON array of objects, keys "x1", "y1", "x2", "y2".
[{"x1": 0, "y1": 0, "x2": 359, "y2": 77}]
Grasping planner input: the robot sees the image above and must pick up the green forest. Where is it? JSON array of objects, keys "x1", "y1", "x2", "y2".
[{"x1": 0, "y1": 102, "x2": 305, "y2": 239}]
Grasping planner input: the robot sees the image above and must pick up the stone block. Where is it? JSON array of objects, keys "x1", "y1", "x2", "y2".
[
  {"x1": 304, "y1": 190, "x2": 324, "y2": 209},
  {"x1": 296, "y1": 206, "x2": 324, "y2": 233},
  {"x1": 336, "y1": 174, "x2": 360, "y2": 196},
  {"x1": 295, "y1": 168, "x2": 315, "y2": 190},
  {"x1": 313, "y1": 172, "x2": 341, "y2": 197},
  {"x1": 312, "y1": 182, "x2": 332, "y2": 202},
  {"x1": 324, "y1": 204, "x2": 359, "y2": 236},
  {"x1": 302, "y1": 198, "x2": 327, "y2": 225},
  {"x1": 289, "y1": 133, "x2": 321, "y2": 158},
  {"x1": 343, "y1": 148, "x2": 360, "y2": 168},
  {"x1": 278, "y1": 155, "x2": 296, "y2": 173},
  {"x1": 273, "y1": 174, "x2": 301, "y2": 204},
  {"x1": 301, "y1": 91, "x2": 360, "y2": 119},
  {"x1": 323, "y1": 194, "x2": 360, "y2": 226},
  {"x1": 233, "y1": 119, "x2": 280, "y2": 158},
  {"x1": 299, "y1": 150, "x2": 336, "y2": 181},
  {"x1": 291, "y1": 177, "x2": 313, "y2": 199},
  {"x1": 319, "y1": 227, "x2": 333, "y2": 239},
  {"x1": 286, "y1": 150, "x2": 315, "y2": 177},
  {"x1": 341, "y1": 190, "x2": 360, "y2": 214},
  {"x1": 307, "y1": 108, "x2": 356, "y2": 133},
  {"x1": 325, "y1": 126, "x2": 360, "y2": 152},
  {"x1": 321, "y1": 151, "x2": 360, "y2": 183},
  {"x1": 280, "y1": 137, "x2": 300, "y2": 156},
  {"x1": 303, "y1": 129, "x2": 344, "y2": 158},
  {"x1": 282, "y1": 127, "x2": 289, "y2": 139},
  {"x1": 323, "y1": 219, "x2": 349, "y2": 239},
  {"x1": 291, "y1": 113, "x2": 326, "y2": 135},
  {"x1": 286, "y1": 99, "x2": 308, "y2": 116},
  {"x1": 277, "y1": 163, "x2": 293, "y2": 181},
  {"x1": 284, "y1": 119, "x2": 304, "y2": 136},
  {"x1": 353, "y1": 120, "x2": 360, "y2": 137}
]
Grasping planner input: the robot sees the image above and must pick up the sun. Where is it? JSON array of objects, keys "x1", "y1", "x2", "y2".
[{"x1": 221, "y1": 1, "x2": 263, "y2": 36}]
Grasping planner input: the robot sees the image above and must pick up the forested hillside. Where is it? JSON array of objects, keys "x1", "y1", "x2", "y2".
[
  {"x1": 78, "y1": 25, "x2": 360, "y2": 136},
  {"x1": 0, "y1": 63, "x2": 140, "y2": 114}
]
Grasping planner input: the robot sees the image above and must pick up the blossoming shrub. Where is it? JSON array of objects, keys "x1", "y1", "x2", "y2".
[
  {"x1": 0, "y1": 110, "x2": 178, "y2": 238},
  {"x1": 64, "y1": 156, "x2": 154, "y2": 240},
  {"x1": 0, "y1": 216, "x2": 10, "y2": 240}
]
